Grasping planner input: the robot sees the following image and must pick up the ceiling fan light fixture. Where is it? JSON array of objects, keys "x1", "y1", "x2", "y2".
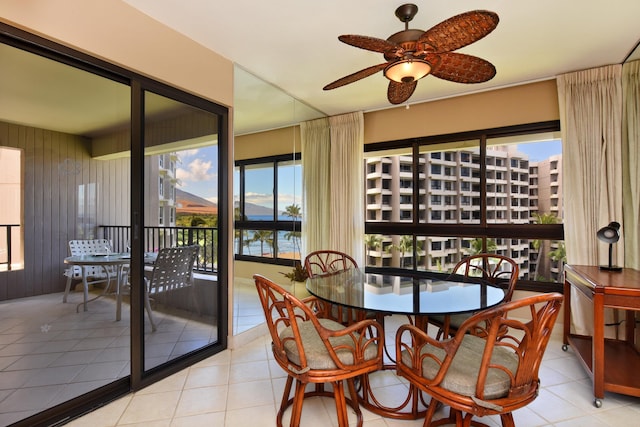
[{"x1": 384, "y1": 58, "x2": 431, "y2": 83}]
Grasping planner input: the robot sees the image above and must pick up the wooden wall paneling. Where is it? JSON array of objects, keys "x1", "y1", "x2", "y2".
[
  {"x1": 34, "y1": 127, "x2": 46, "y2": 295},
  {"x1": 0, "y1": 121, "x2": 7, "y2": 300},
  {"x1": 20, "y1": 124, "x2": 35, "y2": 298},
  {"x1": 50, "y1": 131, "x2": 65, "y2": 292}
]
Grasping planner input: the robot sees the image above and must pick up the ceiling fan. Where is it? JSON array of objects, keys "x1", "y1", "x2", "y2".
[{"x1": 323, "y1": 3, "x2": 499, "y2": 104}]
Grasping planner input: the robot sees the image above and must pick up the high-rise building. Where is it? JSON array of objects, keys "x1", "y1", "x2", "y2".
[{"x1": 365, "y1": 148, "x2": 563, "y2": 281}]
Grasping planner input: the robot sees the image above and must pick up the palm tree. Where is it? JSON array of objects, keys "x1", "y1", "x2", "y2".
[
  {"x1": 283, "y1": 204, "x2": 302, "y2": 255},
  {"x1": 532, "y1": 213, "x2": 558, "y2": 280},
  {"x1": 388, "y1": 235, "x2": 414, "y2": 268},
  {"x1": 466, "y1": 238, "x2": 497, "y2": 255},
  {"x1": 251, "y1": 230, "x2": 274, "y2": 256},
  {"x1": 364, "y1": 234, "x2": 383, "y2": 265},
  {"x1": 549, "y1": 242, "x2": 566, "y2": 282}
]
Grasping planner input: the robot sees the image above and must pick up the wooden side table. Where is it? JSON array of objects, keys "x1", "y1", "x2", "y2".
[{"x1": 563, "y1": 264, "x2": 640, "y2": 407}]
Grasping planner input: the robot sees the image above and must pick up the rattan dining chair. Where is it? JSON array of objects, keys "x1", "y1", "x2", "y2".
[
  {"x1": 254, "y1": 274, "x2": 384, "y2": 427},
  {"x1": 428, "y1": 253, "x2": 519, "y2": 339},
  {"x1": 304, "y1": 250, "x2": 367, "y2": 325},
  {"x1": 396, "y1": 292, "x2": 563, "y2": 427}
]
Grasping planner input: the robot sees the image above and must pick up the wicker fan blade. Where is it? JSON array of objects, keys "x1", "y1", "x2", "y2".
[
  {"x1": 427, "y1": 52, "x2": 496, "y2": 83},
  {"x1": 324, "y1": 63, "x2": 388, "y2": 90},
  {"x1": 388, "y1": 80, "x2": 417, "y2": 104},
  {"x1": 418, "y1": 10, "x2": 499, "y2": 53},
  {"x1": 338, "y1": 35, "x2": 400, "y2": 53}
]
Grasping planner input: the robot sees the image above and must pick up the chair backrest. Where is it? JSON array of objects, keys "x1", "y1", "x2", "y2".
[
  {"x1": 147, "y1": 245, "x2": 199, "y2": 294},
  {"x1": 253, "y1": 274, "x2": 382, "y2": 373},
  {"x1": 451, "y1": 253, "x2": 519, "y2": 302},
  {"x1": 397, "y1": 292, "x2": 563, "y2": 413},
  {"x1": 456, "y1": 293, "x2": 562, "y2": 403},
  {"x1": 67, "y1": 239, "x2": 112, "y2": 278},
  {"x1": 304, "y1": 250, "x2": 358, "y2": 278}
]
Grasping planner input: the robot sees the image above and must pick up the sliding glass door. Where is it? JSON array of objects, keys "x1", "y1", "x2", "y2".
[{"x1": 0, "y1": 25, "x2": 228, "y2": 427}]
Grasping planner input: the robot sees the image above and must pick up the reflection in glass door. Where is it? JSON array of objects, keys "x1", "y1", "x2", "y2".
[
  {"x1": 0, "y1": 42, "x2": 132, "y2": 425},
  {"x1": 142, "y1": 91, "x2": 220, "y2": 371}
]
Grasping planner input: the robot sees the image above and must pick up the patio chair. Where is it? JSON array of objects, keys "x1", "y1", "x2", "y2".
[
  {"x1": 62, "y1": 238, "x2": 116, "y2": 303},
  {"x1": 396, "y1": 292, "x2": 563, "y2": 427},
  {"x1": 254, "y1": 274, "x2": 383, "y2": 427},
  {"x1": 144, "y1": 245, "x2": 200, "y2": 332},
  {"x1": 304, "y1": 250, "x2": 367, "y2": 324},
  {"x1": 428, "y1": 254, "x2": 519, "y2": 339}
]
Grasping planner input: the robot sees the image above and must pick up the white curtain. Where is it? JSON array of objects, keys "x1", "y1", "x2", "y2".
[
  {"x1": 300, "y1": 117, "x2": 331, "y2": 255},
  {"x1": 300, "y1": 112, "x2": 364, "y2": 265},
  {"x1": 557, "y1": 64, "x2": 624, "y2": 336},
  {"x1": 328, "y1": 112, "x2": 365, "y2": 265},
  {"x1": 622, "y1": 60, "x2": 640, "y2": 270}
]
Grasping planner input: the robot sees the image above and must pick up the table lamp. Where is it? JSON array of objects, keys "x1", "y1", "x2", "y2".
[{"x1": 596, "y1": 221, "x2": 622, "y2": 271}]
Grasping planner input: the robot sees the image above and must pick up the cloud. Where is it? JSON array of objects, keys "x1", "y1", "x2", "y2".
[
  {"x1": 245, "y1": 192, "x2": 273, "y2": 206},
  {"x1": 177, "y1": 158, "x2": 215, "y2": 182}
]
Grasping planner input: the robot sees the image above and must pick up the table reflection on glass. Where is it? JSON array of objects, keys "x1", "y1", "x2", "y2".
[{"x1": 306, "y1": 268, "x2": 505, "y2": 420}]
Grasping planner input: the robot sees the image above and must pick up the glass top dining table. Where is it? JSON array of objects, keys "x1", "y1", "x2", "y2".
[
  {"x1": 305, "y1": 267, "x2": 505, "y2": 316},
  {"x1": 306, "y1": 267, "x2": 506, "y2": 420}
]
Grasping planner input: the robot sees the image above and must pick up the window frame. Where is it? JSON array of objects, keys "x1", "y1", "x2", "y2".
[
  {"x1": 364, "y1": 120, "x2": 564, "y2": 293},
  {"x1": 234, "y1": 153, "x2": 301, "y2": 266}
]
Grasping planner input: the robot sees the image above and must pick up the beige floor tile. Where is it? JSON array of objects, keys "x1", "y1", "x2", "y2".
[
  {"x1": 227, "y1": 379, "x2": 274, "y2": 410},
  {"x1": 119, "y1": 390, "x2": 181, "y2": 424},
  {"x1": 174, "y1": 385, "x2": 228, "y2": 417}
]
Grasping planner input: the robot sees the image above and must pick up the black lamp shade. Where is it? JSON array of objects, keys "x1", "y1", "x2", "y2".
[
  {"x1": 597, "y1": 221, "x2": 622, "y2": 271},
  {"x1": 597, "y1": 221, "x2": 620, "y2": 244}
]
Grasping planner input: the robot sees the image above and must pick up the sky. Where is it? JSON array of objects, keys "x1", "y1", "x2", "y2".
[
  {"x1": 175, "y1": 146, "x2": 219, "y2": 204},
  {"x1": 176, "y1": 139, "x2": 563, "y2": 209}
]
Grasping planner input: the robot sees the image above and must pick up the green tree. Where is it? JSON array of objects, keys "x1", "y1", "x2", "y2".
[
  {"x1": 549, "y1": 241, "x2": 567, "y2": 282},
  {"x1": 251, "y1": 230, "x2": 274, "y2": 256},
  {"x1": 364, "y1": 234, "x2": 383, "y2": 265},
  {"x1": 283, "y1": 204, "x2": 302, "y2": 255},
  {"x1": 532, "y1": 213, "x2": 558, "y2": 280},
  {"x1": 466, "y1": 238, "x2": 497, "y2": 255},
  {"x1": 388, "y1": 235, "x2": 414, "y2": 268}
]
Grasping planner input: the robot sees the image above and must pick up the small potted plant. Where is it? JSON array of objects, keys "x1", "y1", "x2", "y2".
[{"x1": 281, "y1": 261, "x2": 310, "y2": 298}]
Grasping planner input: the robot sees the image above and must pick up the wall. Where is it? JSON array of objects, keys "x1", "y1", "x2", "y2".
[
  {"x1": 235, "y1": 126, "x2": 302, "y2": 160},
  {"x1": 0, "y1": 120, "x2": 130, "y2": 300},
  {"x1": 234, "y1": 80, "x2": 561, "y2": 281},
  {"x1": 364, "y1": 80, "x2": 559, "y2": 143},
  {"x1": 0, "y1": 0, "x2": 233, "y2": 108}
]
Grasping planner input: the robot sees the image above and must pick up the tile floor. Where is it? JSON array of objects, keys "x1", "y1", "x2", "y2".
[
  {"x1": 0, "y1": 290, "x2": 217, "y2": 426},
  {"x1": 66, "y1": 315, "x2": 640, "y2": 427}
]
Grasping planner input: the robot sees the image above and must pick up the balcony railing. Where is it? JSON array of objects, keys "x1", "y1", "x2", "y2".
[
  {"x1": 0, "y1": 224, "x2": 20, "y2": 271},
  {"x1": 100, "y1": 225, "x2": 217, "y2": 274}
]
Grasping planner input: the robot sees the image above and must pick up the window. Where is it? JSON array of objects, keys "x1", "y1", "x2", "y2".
[
  {"x1": 234, "y1": 154, "x2": 302, "y2": 263},
  {"x1": 0, "y1": 147, "x2": 23, "y2": 271},
  {"x1": 364, "y1": 122, "x2": 564, "y2": 291}
]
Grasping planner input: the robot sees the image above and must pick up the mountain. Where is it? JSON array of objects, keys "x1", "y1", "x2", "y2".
[
  {"x1": 176, "y1": 189, "x2": 217, "y2": 215},
  {"x1": 233, "y1": 201, "x2": 274, "y2": 216}
]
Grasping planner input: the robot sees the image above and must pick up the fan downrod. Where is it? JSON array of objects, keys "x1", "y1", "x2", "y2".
[{"x1": 395, "y1": 4, "x2": 419, "y2": 24}]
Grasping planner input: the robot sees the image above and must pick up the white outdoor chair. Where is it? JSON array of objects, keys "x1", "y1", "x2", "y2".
[
  {"x1": 63, "y1": 239, "x2": 117, "y2": 303},
  {"x1": 144, "y1": 245, "x2": 200, "y2": 332}
]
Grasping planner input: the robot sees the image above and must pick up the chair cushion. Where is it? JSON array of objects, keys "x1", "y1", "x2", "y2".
[
  {"x1": 401, "y1": 334, "x2": 518, "y2": 399},
  {"x1": 280, "y1": 318, "x2": 378, "y2": 370},
  {"x1": 430, "y1": 313, "x2": 471, "y2": 331}
]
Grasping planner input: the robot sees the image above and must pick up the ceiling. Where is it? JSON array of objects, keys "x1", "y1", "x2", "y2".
[
  {"x1": 123, "y1": 0, "x2": 640, "y2": 135},
  {"x1": 2, "y1": 1, "x2": 640, "y2": 138}
]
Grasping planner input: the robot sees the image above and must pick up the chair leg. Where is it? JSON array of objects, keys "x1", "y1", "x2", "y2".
[
  {"x1": 276, "y1": 376, "x2": 294, "y2": 427},
  {"x1": 346, "y1": 378, "x2": 363, "y2": 426},
  {"x1": 289, "y1": 379, "x2": 306, "y2": 427},
  {"x1": 500, "y1": 413, "x2": 515, "y2": 427},
  {"x1": 63, "y1": 275, "x2": 73, "y2": 303},
  {"x1": 144, "y1": 292, "x2": 157, "y2": 332},
  {"x1": 423, "y1": 397, "x2": 440, "y2": 427}
]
